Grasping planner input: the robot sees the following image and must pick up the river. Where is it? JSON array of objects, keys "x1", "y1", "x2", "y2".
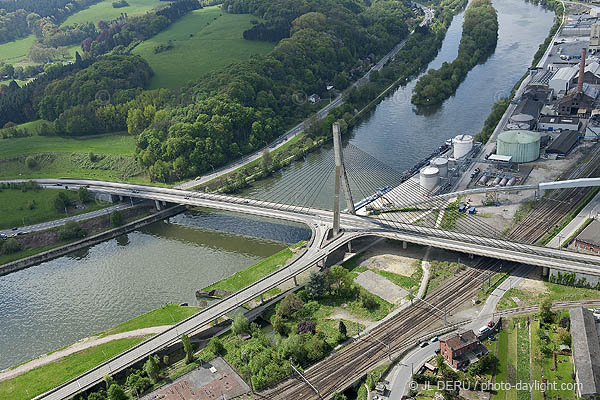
[{"x1": 0, "y1": 0, "x2": 554, "y2": 371}]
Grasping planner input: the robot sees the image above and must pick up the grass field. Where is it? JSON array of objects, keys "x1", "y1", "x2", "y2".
[
  {"x1": 61, "y1": 0, "x2": 164, "y2": 26},
  {"x1": 99, "y1": 304, "x2": 199, "y2": 337},
  {"x1": 497, "y1": 280, "x2": 600, "y2": 310},
  {"x1": 0, "y1": 133, "x2": 134, "y2": 159},
  {"x1": 0, "y1": 35, "x2": 36, "y2": 64},
  {"x1": 0, "y1": 187, "x2": 108, "y2": 230},
  {"x1": 203, "y1": 241, "x2": 305, "y2": 293},
  {"x1": 0, "y1": 337, "x2": 145, "y2": 400},
  {"x1": 133, "y1": 7, "x2": 275, "y2": 89}
]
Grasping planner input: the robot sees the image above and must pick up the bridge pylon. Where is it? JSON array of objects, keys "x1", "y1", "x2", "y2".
[{"x1": 332, "y1": 122, "x2": 355, "y2": 237}]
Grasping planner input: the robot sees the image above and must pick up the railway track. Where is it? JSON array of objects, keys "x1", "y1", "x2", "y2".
[
  {"x1": 507, "y1": 144, "x2": 600, "y2": 243},
  {"x1": 257, "y1": 146, "x2": 600, "y2": 399}
]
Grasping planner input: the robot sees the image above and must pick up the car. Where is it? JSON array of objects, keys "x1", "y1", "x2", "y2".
[
  {"x1": 11, "y1": 227, "x2": 18, "y2": 231},
  {"x1": 184, "y1": 197, "x2": 190, "y2": 200},
  {"x1": 435, "y1": 348, "x2": 441, "y2": 354},
  {"x1": 243, "y1": 200, "x2": 249, "y2": 204},
  {"x1": 56, "y1": 183, "x2": 63, "y2": 186},
  {"x1": 17, "y1": 231, "x2": 24, "y2": 236},
  {"x1": 488, "y1": 320, "x2": 494, "y2": 327},
  {"x1": 431, "y1": 336, "x2": 439, "y2": 342},
  {"x1": 0, "y1": 234, "x2": 7, "y2": 240},
  {"x1": 419, "y1": 341, "x2": 429, "y2": 348}
]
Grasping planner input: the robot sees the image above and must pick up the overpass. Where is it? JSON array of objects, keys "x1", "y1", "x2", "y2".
[{"x1": 9, "y1": 173, "x2": 598, "y2": 400}]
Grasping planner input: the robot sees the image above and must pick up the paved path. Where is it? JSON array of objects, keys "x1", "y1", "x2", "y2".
[
  {"x1": 0, "y1": 326, "x2": 171, "y2": 383},
  {"x1": 0, "y1": 202, "x2": 135, "y2": 236}
]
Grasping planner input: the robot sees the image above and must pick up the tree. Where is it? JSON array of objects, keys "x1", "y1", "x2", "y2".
[
  {"x1": 107, "y1": 383, "x2": 127, "y2": 400},
  {"x1": 88, "y1": 390, "x2": 107, "y2": 400},
  {"x1": 539, "y1": 298, "x2": 553, "y2": 323},
  {"x1": 143, "y1": 355, "x2": 160, "y2": 382},
  {"x1": 326, "y1": 265, "x2": 354, "y2": 296},
  {"x1": 232, "y1": 313, "x2": 249, "y2": 335},
  {"x1": 556, "y1": 327, "x2": 571, "y2": 346},
  {"x1": 332, "y1": 392, "x2": 347, "y2": 400},
  {"x1": 58, "y1": 221, "x2": 86, "y2": 240},
  {"x1": 297, "y1": 320, "x2": 316, "y2": 335},
  {"x1": 103, "y1": 374, "x2": 114, "y2": 389},
  {"x1": 78, "y1": 187, "x2": 91, "y2": 203},
  {"x1": 278, "y1": 292, "x2": 305, "y2": 318},
  {"x1": 181, "y1": 333, "x2": 194, "y2": 364},
  {"x1": 271, "y1": 314, "x2": 289, "y2": 335},
  {"x1": 306, "y1": 271, "x2": 327, "y2": 299},
  {"x1": 54, "y1": 191, "x2": 71, "y2": 212},
  {"x1": 110, "y1": 210, "x2": 124, "y2": 227},
  {"x1": 338, "y1": 320, "x2": 347, "y2": 338},
  {"x1": 361, "y1": 293, "x2": 378, "y2": 311},
  {"x1": 2, "y1": 238, "x2": 21, "y2": 254},
  {"x1": 126, "y1": 370, "x2": 151, "y2": 396},
  {"x1": 206, "y1": 337, "x2": 225, "y2": 355},
  {"x1": 262, "y1": 148, "x2": 272, "y2": 170}
]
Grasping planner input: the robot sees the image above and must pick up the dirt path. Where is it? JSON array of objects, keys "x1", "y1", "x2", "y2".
[{"x1": 0, "y1": 326, "x2": 172, "y2": 382}]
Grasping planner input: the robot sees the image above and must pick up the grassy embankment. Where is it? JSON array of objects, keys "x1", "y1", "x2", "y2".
[
  {"x1": 0, "y1": 304, "x2": 199, "y2": 400},
  {"x1": 134, "y1": 6, "x2": 274, "y2": 89},
  {"x1": 0, "y1": 187, "x2": 108, "y2": 230},
  {"x1": 497, "y1": 279, "x2": 600, "y2": 310}
]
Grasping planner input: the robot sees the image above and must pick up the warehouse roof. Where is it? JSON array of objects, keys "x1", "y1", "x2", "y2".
[
  {"x1": 569, "y1": 307, "x2": 600, "y2": 397},
  {"x1": 546, "y1": 130, "x2": 579, "y2": 155},
  {"x1": 551, "y1": 66, "x2": 578, "y2": 82},
  {"x1": 577, "y1": 220, "x2": 600, "y2": 247}
]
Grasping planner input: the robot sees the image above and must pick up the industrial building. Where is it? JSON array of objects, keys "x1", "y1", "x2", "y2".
[
  {"x1": 573, "y1": 60, "x2": 600, "y2": 84},
  {"x1": 453, "y1": 134, "x2": 473, "y2": 159},
  {"x1": 569, "y1": 307, "x2": 600, "y2": 399},
  {"x1": 573, "y1": 220, "x2": 600, "y2": 253},
  {"x1": 496, "y1": 130, "x2": 541, "y2": 163},
  {"x1": 546, "y1": 130, "x2": 580, "y2": 156},
  {"x1": 591, "y1": 21, "x2": 600, "y2": 50},
  {"x1": 538, "y1": 116, "x2": 581, "y2": 131},
  {"x1": 549, "y1": 65, "x2": 579, "y2": 94},
  {"x1": 557, "y1": 49, "x2": 600, "y2": 116}
]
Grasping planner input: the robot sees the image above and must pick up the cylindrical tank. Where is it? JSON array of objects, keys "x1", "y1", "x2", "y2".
[
  {"x1": 499, "y1": 177, "x2": 508, "y2": 186},
  {"x1": 478, "y1": 175, "x2": 489, "y2": 185},
  {"x1": 493, "y1": 176, "x2": 502, "y2": 185},
  {"x1": 509, "y1": 114, "x2": 534, "y2": 129},
  {"x1": 431, "y1": 157, "x2": 448, "y2": 177},
  {"x1": 507, "y1": 177, "x2": 517, "y2": 186},
  {"x1": 420, "y1": 166, "x2": 440, "y2": 191},
  {"x1": 453, "y1": 134, "x2": 474, "y2": 159},
  {"x1": 497, "y1": 130, "x2": 541, "y2": 163}
]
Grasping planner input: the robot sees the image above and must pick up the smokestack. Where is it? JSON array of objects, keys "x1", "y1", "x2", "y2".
[{"x1": 577, "y1": 47, "x2": 587, "y2": 94}]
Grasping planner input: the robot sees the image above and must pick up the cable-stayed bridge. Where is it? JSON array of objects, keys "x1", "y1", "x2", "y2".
[{"x1": 14, "y1": 124, "x2": 600, "y2": 400}]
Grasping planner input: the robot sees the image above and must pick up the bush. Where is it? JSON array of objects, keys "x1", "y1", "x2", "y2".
[
  {"x1": 361, "y1": 293, "x2": 378, "y2": 311},
  {"x1": 58, "y1": 221, "x2": 86, "y2": 241},
  {"x1": 54, "y1": 191, "x2": 71, "y2": 212},
  {"x1": 306, "y1": 271, "x2": 327, "y2": 299},
  {"x1": 107, "y1": 383, "x2": 127, "y2": 400},
  {"x1": 143, "y1": 355, "x2": 160, "y2": 382},
  {"x1": 126, "y1": 370, "x2": 151, "y2": 396},
  {"x1": 271, "y1": 314, "x2": 289, "y2": 335},
  {"x1": 297, "y1": 320, "x2": 316, "y2": 335},
  {"x1": 294, "y1": 300, "x2": 320, "y2": 320},
  {"x1": 338, "y1": 320, "x2": 347, "y2": 338},
  {"x1": 78, "y1": 187, "x2": 91, "y2": 203},
  {"x1": 2, "y1": 238, "x2": 21, "y2": 254},
  {"x1": 110, "y1": 210, "x2": 124, "y2": 227},
  {"x1": 28, "y1": 199, "x2": 36, "y2": 210},
  {"x1": 206, "y1": 337, "x2": 225, "y2": 355},
  {"x1": 25, "y1": 156, "x2": 37, "y2": 169},
  {"x1": 112, "y1": 0, "x2": 129, "y2": 8}
]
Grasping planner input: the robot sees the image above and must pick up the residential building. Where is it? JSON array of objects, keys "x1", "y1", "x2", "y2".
[
  {"x1": 439, "y1": 330, "x2": 483, "y2": 369},
  {"x1": 569, "y1": 307, "x2": 600, "y2": 399}
]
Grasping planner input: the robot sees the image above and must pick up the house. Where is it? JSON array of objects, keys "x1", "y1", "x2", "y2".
[
  {"x1": 538, "y1": 116, "x2": 581, "y2": 131},
  {"x1": 556, "y1": 83, "x2": 599, "y2": 116},
  {"x1": 573, "y1": 220, "x2": 600, "y2": 253},
  {"x1": 308, "y1": 94, "x2": 320, "y2": 103},
  {"x1": 569, "y1": 307, "x2": 600, "y2": 399},
  {"x1": 439, "y1": 330, "x2": 485, "y2": 369}
]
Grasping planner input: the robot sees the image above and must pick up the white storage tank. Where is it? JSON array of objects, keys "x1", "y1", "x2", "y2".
[
  {"x1": 431, "y1": 157, "x2": 448, "y2": 177},
  {"x1": 420, "y1": 166, "x2": 440, "y2": 191},
  {"x1": 453, "y1": 134, "x2": 474, "y2": 159}
]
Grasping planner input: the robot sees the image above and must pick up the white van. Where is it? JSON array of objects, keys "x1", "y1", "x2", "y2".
[{"x1": 478, "y1": 326, "x2": 490, "y2": 336}]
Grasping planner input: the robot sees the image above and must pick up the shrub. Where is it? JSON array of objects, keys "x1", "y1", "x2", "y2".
[
  {"x1": 297, "y1": 320, "x2": 316, "y2": 335},
  {"x1": 338, "y1": 320, "x2": 347, "y2": 338},
  {"x1": 271, "y1": 314, "x2": 289, "y2": 335},
  {"x1": 28, "y1": 199, "x2": 36, "y2": 210},
  {"x1": 78, "y1": 187, "x2": 91, "y2": 203},
  {"x1": 143, "y1": 355, "x2": 160, "y2": 382},
  {"x1": 2, "y1": 238, "x2": 21, "y2": 254},
  {"x1": 306, "y1": 271, "x2": 327, "y2": 299},
  {"x1": 110, "y1": 210, "x2": 124, "y2": 227},
  {"x1": 107, "y1": 383, "x2": 127, "y2": 400},
  {"x1": 181, "y1": 333, "x2": 194, "y2": 364},
  {"x1": 361, "y1": 293, "x2": 378, "y2": 311},
  {"x1": 54, "y1": 191, "x2": 71, "y2": 212},
  {"x1": 206, "y1": 337, "x2": 225, "y2": 355},
  {"x1": 126, "y1": 370, "x2": 151, "y2": 396},
  {"x1": 58, "y1": 221, "x2": 86, "y2": 241},
  {"x1": 25, "y1": 156, "x2": 37, "y2": 169}
]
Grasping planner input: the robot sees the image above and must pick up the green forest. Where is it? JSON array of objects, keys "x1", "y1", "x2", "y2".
[{"x1": 411, "y1": 0, "x2": 498, "y2": 106}]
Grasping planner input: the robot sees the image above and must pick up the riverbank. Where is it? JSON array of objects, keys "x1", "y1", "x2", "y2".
[
  {"x1": 0, "y1": 304, "x2": 199, "y2": 400},
  {"x1": 0, "y1": 204, "x2": 185, "y2": 276}
]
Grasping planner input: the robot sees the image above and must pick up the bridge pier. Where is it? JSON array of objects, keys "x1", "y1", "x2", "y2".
[
  {"x1": 119, "y1": 195, "x2": 123, "y2": 201},
  {"x1": 155, "y1": 200, "x2": 162, "y2": 211},
  {"x1": 469, "y1": 253, "x2": 474, "y2": 259},
  {"x1": 260, "y1": 294, "x2": 264, "y2": 304},
  {"x1": 293, "y1": 276, "x2": 298, "y2": 286},
  {"x1": 403, "y1": 241, "x2": 407, "y2": 250},
  {"x1": 347, "y1": 241, "x2": 352, "y2": 253},
  {"x1": 542, "y1": 266, "x2": 549, "y2": 278}
]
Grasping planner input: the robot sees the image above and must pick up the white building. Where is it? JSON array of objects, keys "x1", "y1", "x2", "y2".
[
  {"x1": 591, "y1": 21, "x2": 600, "y2": 50},
  {"x1": 549, "y1": 66, "x2": 579, "y2": 96}
]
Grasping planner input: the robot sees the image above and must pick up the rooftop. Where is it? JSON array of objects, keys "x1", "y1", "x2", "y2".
[
  {"x1": 498, "y1": 130, "x2": 541, "y2": 144},
  {"x1": 443, "y1": 330, "x2": 478, "y2": 351},
  {"x1": 577, "y1": 220, "x2": 600, "y2": 246},
  {"x1": 551, "y1": 65, "x2": 579, "y2": 82},
  {"x1": 569, "y1": 307, "x2": 600, "y2": 397},
  {"x1": 546, "y1": 130, "x2": 579, "y2": 155}
]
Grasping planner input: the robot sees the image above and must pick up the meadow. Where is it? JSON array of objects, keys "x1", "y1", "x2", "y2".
[
  {"x1": 61, "y1": 0, "x2": 164, "y2": 26},
  {"x1": 0, "y1": 35, "x2": 37, "y2": 65},
  {"x1": 133, "y1": 7, "x2": 275, "y2": 89}
]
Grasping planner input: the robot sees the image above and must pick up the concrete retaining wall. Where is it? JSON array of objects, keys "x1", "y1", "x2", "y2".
[{"x1": 0, "y1": 205, "x2": 186, "y2": 277}]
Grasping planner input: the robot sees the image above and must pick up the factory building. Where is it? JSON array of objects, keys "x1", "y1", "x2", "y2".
[
  {"x1": 497, "y1": 130, "x2": 541, "y2": 163},
  {"x1": 558, "y1": 48, "x2": 600, "y2": 117},
  {"x1": 549, "y1": 66, "x2": 578, "y2": 95},
  {"x1": 546, "y1": 130, "x2": 580, "y2": 156},
  {"x1": 538, "y1": 116, "x2": 581, "y2": 131},
  {"x1": 572, "y1": 61, "x2": 600, "y2": 85},
  {"x1": 591, "y1": 21, "x2": 600, "y2": 50}
]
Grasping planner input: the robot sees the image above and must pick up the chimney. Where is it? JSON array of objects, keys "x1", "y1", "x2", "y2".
[{"x1": 577, "y1": 47, "x2": 587, "y2": 94}]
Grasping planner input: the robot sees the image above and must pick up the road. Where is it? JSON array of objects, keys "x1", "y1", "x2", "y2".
[
  {"x1": 545, "y1": 189, "x2": 600, "y2": 248},
  {"x1": 175, "y1": 3, "x2": 433, "y2": 191},
  {"x1": 0, "y1": 202, "x2": 136, "y2": 237}
]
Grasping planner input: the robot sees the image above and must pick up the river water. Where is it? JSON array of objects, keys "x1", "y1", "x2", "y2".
[{"x1": 0, "y1": 0, "x2": 554, "y2": 370}]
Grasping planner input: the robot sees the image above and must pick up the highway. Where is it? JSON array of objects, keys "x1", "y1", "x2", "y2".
[{"x1": 14, "y1": 176, "x2": 600, "y2": 400}]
